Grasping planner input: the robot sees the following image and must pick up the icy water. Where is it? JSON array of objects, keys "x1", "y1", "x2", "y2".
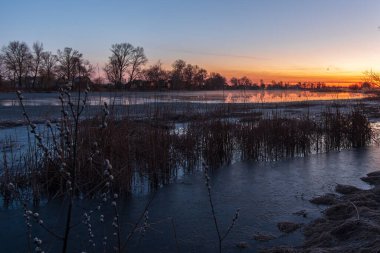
[
  {"x1": 0, "y1": 90, "x2": 371, "y2": 125},
  {"x1": 0, "y1": 90, "x2": 370, "y2": 107},
  {"x1": 0, "y1": 90, "x2": 377, "y2": 252},
  {"x1": 0, "y1": 147, "x2": 376, "y2": 252},
  {"x1": 122, "y1": 148, "x2": 375, "y2": 253}
]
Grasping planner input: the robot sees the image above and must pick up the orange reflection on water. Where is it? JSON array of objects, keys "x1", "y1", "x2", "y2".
[{"x1": 222, "y1": 90, "x2": 369, "y2": 104}]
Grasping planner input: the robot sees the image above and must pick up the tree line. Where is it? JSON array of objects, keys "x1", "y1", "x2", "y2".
[
  {"x1": 0, "y1": 40, "x2": 368, "y2": 91},
  {"x1": 0, "y1": 41, "x2": 228, "y2": 90},
  {"x1": 0, "y1": 41, "x2": 93, "y2": 89}
]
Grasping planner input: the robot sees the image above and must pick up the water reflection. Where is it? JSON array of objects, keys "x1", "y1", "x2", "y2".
[
  {"x1": 223, "y1": 90, "x2": 367, "y2": 103},
  {"x1": 0, "y1": 147, "x2": 376, "y2": 252},
  {"x1": 0, "y1": 90, "x2": 370, "y2": 107}
]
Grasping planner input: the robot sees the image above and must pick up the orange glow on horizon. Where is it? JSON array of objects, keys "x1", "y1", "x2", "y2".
[
  {"x1": 211, "y1": 68, "x2": 365, "y2": 86},
  {"x1": 183, "y1": 50, "x2": 380, "y2": 87},
  {"x1": 97, "y1": 57, "x2": 378, "y2": 87}
]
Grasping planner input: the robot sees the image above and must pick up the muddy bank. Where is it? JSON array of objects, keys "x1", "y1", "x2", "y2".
[{"x1": 263, "y1": 171, "x2": 380, "y2": 253}]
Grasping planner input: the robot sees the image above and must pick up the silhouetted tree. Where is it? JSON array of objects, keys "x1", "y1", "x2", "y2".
[
  {"x1": 361, "y1": 82, "x2": 372, "y2": 89},
  {"x1": 0, "y1": 55, "x2": 4, "y2": 86},
  {"x1": 230, "y1": 76, "x2": 256, "y2": 89},
  {"x1": 1, "y1": 41, "x2": 32, "y2": 87},
  {"x1": 363, "y1": 70, "x2": 379, "y2": 88},
  {"x1": 170, "y1": 59, "x2": 186, "y2": 89},
  {"x1": 143, "y1": 61, "x2": 169, "y2": 89},
  {"x1": 40, "y1": 51, "x2": 58, "y2": 88},
  {"x1": 169, "y1": 60, "x2": 208, "y2": 89},
  {"x1": 230, "y1": 77, "x2": 239, "y2": 87},
  {"x1": 56, "y1": 47, "x2": 92, "y2": 89},
  {"x1": 205, "y1": 72, "x2": 226, "y2": 89},
  {"x1": 104, "y1": 59, "x2": 119, "y2": 86},
  {"x1": 72, "y1": 58, "x2": 93, "y2": 89},
  {"x1": 56, "y1": 47, "x2": 83, "y2": 83},
  {"x1": 349, "y1": 84, "x2": 360, "y2": 90},
  {"x1": 193, "y1": 65, "x2": 207, "y2": 88},
  {"x1": 239, "y1": 76, "x2": 253, "y2": 86},
  {"x1": 260, "y1": 79, "x2": 265, "y2": 89},
  {"x1": 76, "y1": 59, "x2": 93, "y2": 78},
  {"x1": 31, "y1": 41, "x2": 44, "y2": 88},
  {"x1": 104, "y1": 43, "x2": 133, "y2": 88},
  {"x1": 127, "y1": 46, "x2": 147, "y2": 86},
  {"x1": 183, "y1": 64, "x2": 195, "y2": 88}
]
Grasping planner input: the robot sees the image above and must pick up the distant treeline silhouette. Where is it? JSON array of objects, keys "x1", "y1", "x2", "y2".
[{"x1": 0, "y1": 41, "x2": 370, "y2": 91}]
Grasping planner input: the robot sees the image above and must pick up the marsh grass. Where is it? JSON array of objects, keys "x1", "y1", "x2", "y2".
[
  {"x1": 0, "y1": 90, "x2": 374, "y2": 253},
  {"x1": 0, "y1": 103, "x2": 373, "y2": 202}
]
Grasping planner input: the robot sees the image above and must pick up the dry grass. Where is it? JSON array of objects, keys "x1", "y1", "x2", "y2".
[{"x1": 0, "y1": 104, "x2": 373, "y2": 202}]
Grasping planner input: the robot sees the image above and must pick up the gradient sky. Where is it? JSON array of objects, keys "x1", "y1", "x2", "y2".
[{"x1": 1, "y1": 0, "x2": 380, "y2": 84}]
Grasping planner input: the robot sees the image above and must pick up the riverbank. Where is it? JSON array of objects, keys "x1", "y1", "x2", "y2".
[{"x1": 263, "y1": 171, "x2": 380, "y2": 253}]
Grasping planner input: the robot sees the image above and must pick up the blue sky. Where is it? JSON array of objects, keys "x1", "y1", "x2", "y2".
[{"x1": 1, "y1": 0, "x2": 380, "y2": 83}]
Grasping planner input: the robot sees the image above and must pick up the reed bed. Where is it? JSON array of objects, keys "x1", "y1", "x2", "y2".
[{"x1": 0, "y1": 104, "x2": 373, "y2": 203}]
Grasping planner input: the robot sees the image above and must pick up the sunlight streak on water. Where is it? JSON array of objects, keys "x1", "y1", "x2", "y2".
[{"x1": 0, "y1": 90, "x2": 371, "y2": 107}]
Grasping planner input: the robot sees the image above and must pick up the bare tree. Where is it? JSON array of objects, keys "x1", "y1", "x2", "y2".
[
  {"x1": 40, "y1": 51, "x2": 58, "y2": 88},
  {"x1": 170, "y1": 59, "x2": 186, "y2": 89},
  {"x1": 104, "y1": 43, "x2": 133, "y2": 87},
  {"x1": 75, "y1": 58, "x2": 93, "y2": 79},
  {"x1": 0, "y1": 55, "x2": 5, "y2": 86},
  {"x1": 230, "y1": 76, "x2": 253, "y2": 88},
  {"x1": 143, "y1": 61, "x2": 169, "y2": 88},
  {"x1": 363, "y1": 70, "x2": 380, "y2": 88},
  {"x1": 260, "y1": 79, "x2": 265, "y2": 89},
  {"x1": 239, "y1": 76, "x2": 253, "y2": 86},
  {"x1": 56, "y1": 47, "x2": 83, "y2": 83},
  {"x1": 56, "y1": 47, "x2": 93, "y2": 89},
  {"x1": 104, "y1": 59, "x2": 119, "y2": 86},
  {"x1": 181, "y1": 64, "x2": 208, "y2": 89},
  {"x1": 205, "y1": 72, "x2": 226, "y2": 89},
  {"x1": 193, "y1": 65, "x2": 207, "y2": 88},
  {"x1": 230, "y1": 77, "x2": 239, "y2": 87},
  {"x1": 1, "y1": 41, "x2": 32, "y2": 87},
  {"x1": 127, "y1": 46, "x2": 147, "y2": 85},
  {"x1": 167, "y1": 60, "x2": 209, "y2": 89},
  {"x1": 183, "y1": 64, "x2": 195, "y2": 88},
  {"x1": 31, "y1": 41, "x2": 44, "y2": 88}
]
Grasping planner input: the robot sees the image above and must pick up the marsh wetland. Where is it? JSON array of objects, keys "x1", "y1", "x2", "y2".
[{"x1": 0, "y1": 90, "x2": 378, "y2": 252}]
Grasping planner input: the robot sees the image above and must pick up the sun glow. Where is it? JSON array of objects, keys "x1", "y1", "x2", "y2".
[{"x1": 207, "y1": 67, "x2": 369, "y2": 86}]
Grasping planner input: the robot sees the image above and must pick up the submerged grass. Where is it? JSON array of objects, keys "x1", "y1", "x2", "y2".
[
  {"x1": 0, "y1": 90, "x2": 374, "y2": 253},
  {"x1": 0, "y1": 98, "x2": 373, "y2": 203}
]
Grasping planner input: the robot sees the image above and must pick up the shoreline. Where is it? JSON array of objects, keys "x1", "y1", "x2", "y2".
[
  {"x1": 0, "y1": 96, "x2": 376, "y2": 129},
  {"x1": 263, "y1": 171, "x2": 380, "y2": 253}
]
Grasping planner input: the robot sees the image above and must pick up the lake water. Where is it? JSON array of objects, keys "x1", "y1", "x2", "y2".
[
  {"x1": 0, "y1": 90, "x2": 377, "y2": 252},
  {"x1": 0, "y1": 90, "x2": 370, "y2": 107},
  {"x1": 0, "y1": 147, "x2": 376, "y2": 252},
  {"x1": 0, "y1": 90, "x2": 371, "y2": 126}
]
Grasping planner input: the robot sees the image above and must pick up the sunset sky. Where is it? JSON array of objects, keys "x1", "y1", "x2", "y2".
[{"x1": 1, "y1": 0, "x2": 380, "y2": 84}]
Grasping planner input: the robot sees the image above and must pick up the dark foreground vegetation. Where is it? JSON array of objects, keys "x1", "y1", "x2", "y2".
[
  {"x1": 0, "y1": 90, "x2": 372, "y2": 202},
  {"x1": 0, "y1": 88, "x2": 373, "y2": 252}
]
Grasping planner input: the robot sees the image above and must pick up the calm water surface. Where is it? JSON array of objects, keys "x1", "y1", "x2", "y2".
[
  {"x1": 0, "y1": 146, "x2": 376, "y2": 252},
  {"x1": 0, "y1": 90, "x2": 370, "y2": 107},
  {"x1": 0, "y1": 90, "x2": 376, "y2": 252}
]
